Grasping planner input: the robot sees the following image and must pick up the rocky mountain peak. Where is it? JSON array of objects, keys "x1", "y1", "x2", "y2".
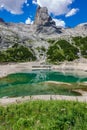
[
  {"x1": 34, "y1": 6, "x2": 62, "y2": 34},
  {"x1": 34, "y1": 6, "x2": 55, "y2": 26}
]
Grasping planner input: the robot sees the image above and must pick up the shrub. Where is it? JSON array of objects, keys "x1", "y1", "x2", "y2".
[
  {"x1": 73, "y1": 36, "x2": 87, "y2": 58},
  {"x1": 47, "y1": 40, "x2": 79, "y2": 63},
  {"x1": 0, "y1": 44, "x2": 36, "y2": 62}
]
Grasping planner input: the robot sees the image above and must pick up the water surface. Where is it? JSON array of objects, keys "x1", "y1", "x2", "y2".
[{"x1": 0, "y1": 70, "x2": 87, "y2": 97}]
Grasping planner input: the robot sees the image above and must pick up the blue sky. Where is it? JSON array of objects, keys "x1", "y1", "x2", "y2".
[{"x1": 0, "y1": 0, "x2": 87, "y2": 27}]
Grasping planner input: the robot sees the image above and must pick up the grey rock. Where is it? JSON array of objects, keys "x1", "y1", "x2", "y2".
[
  {"x1": 34, "y1": 6, "x2": 62, "y2": 34},
  {"x1": 34, "y1": 6, "x2": 55, "y2": 26}
]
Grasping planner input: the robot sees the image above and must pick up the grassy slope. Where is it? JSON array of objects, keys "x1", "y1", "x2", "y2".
[{"x1": 0, "y1": 100, "x2": 87, "y2": 130}]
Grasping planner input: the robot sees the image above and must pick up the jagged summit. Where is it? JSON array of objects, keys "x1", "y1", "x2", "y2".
[
  {"x1": 34, "y1": 6, "x2": 62, "y2": 34},
  {"x1": 34, "y1": 6, "x2": 55, "y2": 26}
]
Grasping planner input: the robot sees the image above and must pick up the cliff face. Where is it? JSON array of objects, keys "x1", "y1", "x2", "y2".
[
  {"x1": 34, "y1": 6, "x2": 61, "y2": 34},
  {"x1": 0, "y1": 6, "x2": 87, "y2": 61},
  {"x1": 34, "y1": 6, "x2": 55, "y2": 26}
]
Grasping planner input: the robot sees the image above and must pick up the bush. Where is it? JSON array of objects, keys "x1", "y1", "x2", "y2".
[
  {"x1": 47, "y1": 40, "x2": 79, "y2": 63},
  {"x1": 73, "y1": 36, "x2": 87, "y2": 58},
  {"x1": 0, "y1": 44, "x2": 36, "y2": 62}
]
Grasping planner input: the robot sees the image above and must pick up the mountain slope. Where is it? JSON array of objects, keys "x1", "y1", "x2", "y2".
[{"x1": 0, "y1": 6, "x2": 87, "y2": 63}]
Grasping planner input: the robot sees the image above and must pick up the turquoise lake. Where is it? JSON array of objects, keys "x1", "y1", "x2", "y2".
[{"x1": 0, "y1": 70, "x2": 87, "y2": 97}]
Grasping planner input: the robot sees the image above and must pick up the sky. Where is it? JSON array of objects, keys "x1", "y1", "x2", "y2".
[{"x1": 0, "y1": 0, "x2": 87, "y2": 27}]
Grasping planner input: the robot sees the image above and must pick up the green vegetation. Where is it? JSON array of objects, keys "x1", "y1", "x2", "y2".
[
  {"x1": 47, "y1": 37, "x2": 87, "y2": 63},
  {"x1": 0, "y1": 100, "x2": 87, "y2": 130},
  {"x1": 73, "y1": 36, "x2": 87, "y2": 58},
  {"x1": 47, "y1": 40, "x2": 79, "y2": 63},
  {"x1": 0, "y1": 44, "x2": 36, "y2": 62},
  {"x1": 0, "y1": 36, "x2": 87, "y2": 63}
]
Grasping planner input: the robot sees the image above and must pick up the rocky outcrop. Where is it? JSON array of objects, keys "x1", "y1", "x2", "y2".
[
  {"x1": 34, "y1": 6, "x2": 55, "y2": 26},
  {"x1": 75, "y1": 23, "x2": 87, "y2": 31},
  {"x1": 34, "y1": 6, "x2": 62, "y2": 34}
]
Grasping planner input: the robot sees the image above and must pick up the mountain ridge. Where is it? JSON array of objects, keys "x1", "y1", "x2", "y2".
[{"x1": 0, "y1": 6, "x2": 87, "y2": 62}]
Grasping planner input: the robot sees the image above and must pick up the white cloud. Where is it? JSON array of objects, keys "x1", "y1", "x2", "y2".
[
  {"x1": 0, "y1": 0, "x2": 26, "y2": 14},
  {"x1": 25, "y1": 17, "x2": 33, "y2": 24},
  {"x1": 33, "y1": 0, "x2": 74, "y2": 16},
  {"x1": 25, "y1": 0, "x2": 28, "y2": 4},
  {"x1": 26, "y1": 3, "x2": 29, "y2": 7},
  {"x1": 53, "y1": 19, "x2": 65, "y2": 27},
  {"x1": 25, "y1": 0, "x2": 29, "y2": 6},
  {"x1": 32, "y1": 0, "x2": 37, "y2": 5},
  {"x1": 65, "y1": 8, "x2": 79, "y2": 17}
]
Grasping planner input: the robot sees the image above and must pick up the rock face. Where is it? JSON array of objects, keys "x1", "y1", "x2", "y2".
[
  {"x1": 34, "y1": 6, "x2": 62, "y2": 34},
  {"x1": 34, "y1": 6, "x2": 55, "y2": 26},
  {"x1": 76, "y1": 23, "x2": 87, "y2": 30}
]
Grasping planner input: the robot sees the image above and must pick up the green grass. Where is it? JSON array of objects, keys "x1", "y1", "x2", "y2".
[{"x1": 0, "y1": 100, "x2": 87, "y2": 130}]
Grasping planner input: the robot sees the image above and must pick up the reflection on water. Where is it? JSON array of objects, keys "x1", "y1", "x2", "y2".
[{"x1": 31, "y1": 70, "x2": 47, "y2": 83}]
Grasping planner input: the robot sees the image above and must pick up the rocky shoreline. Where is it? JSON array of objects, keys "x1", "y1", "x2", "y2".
[
  {"x1": 0, "y1": 60, "x2": 87, "y2": 78},
  {"x1": 52, "y1": 59, "x2": 87, "y2": 72},
  {"x1": 0, "y1": 94, "x2": 87, "y2": 106}
]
